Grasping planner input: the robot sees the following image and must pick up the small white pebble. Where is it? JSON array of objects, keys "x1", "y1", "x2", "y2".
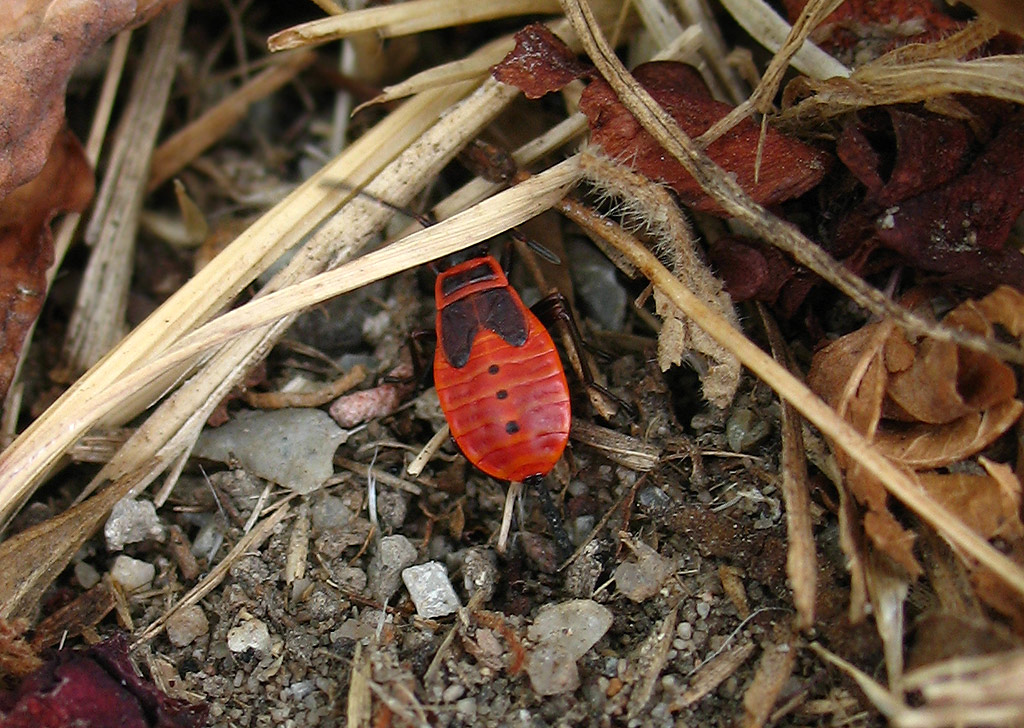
[
  {"x1": 696, "y1": 601, "x2": 711, "y2": 619},
  {"x1": 227, "y1": 618, "x2": 272, "y2": 655},
  {"x1": 442, "y1": 684, "x2": 465, "y2": 703},
  {"x1": 166, "y1": 604, "x2": 209, "y2": 647},
  {"x1": 402, "y1": 562, "x2": 461, "y2": 619},
  {"x1": 74, "y1": 561, "x2": 101, "y2": 589},
  {"x1": 110, "y1": 555, "x2": 155, "y2": 591}
]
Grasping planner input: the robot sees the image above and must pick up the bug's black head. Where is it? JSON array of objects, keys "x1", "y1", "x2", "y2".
[{"x1": 432, "y1": 243, "x2": 493, "y2": 273}]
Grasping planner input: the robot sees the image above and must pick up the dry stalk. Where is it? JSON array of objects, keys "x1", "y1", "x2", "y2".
[
  {"x1": 781, "y1": 54, "x2": 1024, "y2": 127},
  {"x1": 718, "y1": 0, "x2": 849, "y2": 83},
  {"x1": 147, "y1": 49, "x2": 316, "y2": 192},
  {"x1": 759, "y1": 306, "x2": 816, "y2": 630},
  {"x1": 268, "y1": 0, "x2": 562, "y2": 51},
  {"x1": 701, "y1": 0, "x2": 846, "y2": 147},
  {"x1": 61, "y1": 6, "x2": 187, "y2": 375}
]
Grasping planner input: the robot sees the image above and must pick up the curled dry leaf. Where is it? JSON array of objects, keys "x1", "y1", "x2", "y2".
[
  {"x1": 493, "y1": 25, "x2": 830, "y2": 215},
  {"x1": 916, "y1": 466, "x2": 1023, "y2": 544},
  {"x1": 0, "y1": 0, "x2": 180, "y2": 200},
  {"x1": 0, "y1": 126, "x2": 93, "y2": 402},
  {"x1": 808, "y1": 286, "x2": 1024, "y2": 577}
]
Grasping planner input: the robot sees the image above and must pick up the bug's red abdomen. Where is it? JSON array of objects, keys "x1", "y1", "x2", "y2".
[{"x1": 433, "y1": 257, "x2": 570, "y2": 482}]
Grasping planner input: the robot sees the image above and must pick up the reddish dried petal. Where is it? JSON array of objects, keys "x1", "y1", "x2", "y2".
[
  {"x1": 875, "y1": 108, "x2": 1024, "y2": 289},
  {"x1": 782, "y1": 0, "x2": 963, "y2": 58},
  {"x1": 580, "y1": 62, "x2": 830, "y2": 215},
  {"x1": 491, "y1": 23, "x2": 591, "y2": 99},
  {"x1": 838, "y1": 109, "x2": 971, "y2": 206},
  {"x1": 0, "y1": 126, "x2": 93, "y2": 401},
  {"x1": 0, "y1": 634, "x2": 207, "y2": 728},
  {"x1": 708, "y1": 236, "x2": 795, "y2": 304}
]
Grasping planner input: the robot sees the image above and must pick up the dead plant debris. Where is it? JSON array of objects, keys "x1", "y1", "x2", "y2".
[{"x1": 0, "y1": 1, "x2": 1022, "y2": 727}]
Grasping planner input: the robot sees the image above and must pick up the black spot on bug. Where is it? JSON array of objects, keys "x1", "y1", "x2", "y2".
[
  {"x1": 506, "y1": 420, "x2": 520, "y2": 434},
  {"x1": 488, "y1": 364, "x2": 500, "y2": 375},
  {"x1": 496, "y1": 389, "x2": 508, "y2": 399}
]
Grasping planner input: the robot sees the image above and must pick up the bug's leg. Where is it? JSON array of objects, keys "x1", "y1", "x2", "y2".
[
  {"x1": 532, "y1": 292, "x2": 635, "y2": 419},
  {"x1": 524, "y1": 474, "x2": 573, "y2": 560},
  {"x1": 384, "y1": 328, "x2": 436, "y2": 387}
]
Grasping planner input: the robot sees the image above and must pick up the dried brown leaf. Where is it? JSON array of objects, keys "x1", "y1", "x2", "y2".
[
  {"x1": 874, "y1": 400, "x2": 1024, "y2": 469},
  {"x1": 0, "y1": 0, "x2": 178, "y2": 199},
  {"x1": 916, "y1": 466, "x2": 1023, "y2": 543},
  {"x1": 0, "y1": 126, "x2": 92, "y2": 402}
]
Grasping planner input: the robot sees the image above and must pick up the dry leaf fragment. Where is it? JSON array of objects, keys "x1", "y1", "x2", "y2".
[
  {"x1": 916, "y1": 464, "x2": 1024, "y2": 544},
  {"x1": 579, "y1": 62, "x2": 831, "y2": 215},
  {"x1": 875, "y1": 107, "x2": 1024, "y2": 291},
  {"x1": 0, "y1": 126, "x2": 92, "y2": 402},
  {"x1": 493, "y1": 28, "x2": 830, "y2": 215},
  {"x1": 491, "y1": 23, "x2": 590, "y2": 99},
  {"x1": 0, "y1": 0, "x2": 179, "y2": 200}
]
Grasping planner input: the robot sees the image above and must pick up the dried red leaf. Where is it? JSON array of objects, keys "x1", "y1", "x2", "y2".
[
  {"x1": 782, "y1": 0, "x2": 963, "y2": 59},
  {"x1": 0, "y1": 0, "x2": 179, "y2": 200},
  {"x1": 0, "y1": 633, "x2": 207, "y2": 728},
  {"x1": 837, "y1": 108, "x2": 971, "y2": 207},
  {"x1": 579, "y1": 62, "x2": 830, "y2": 215},
  {"x1": 874, "y1": 108, "x2": 1024, "y2": 290},
  {"x1": 491, "y1": 24, "x2": 591, "y2": 99},
  {"x1": 0, "y1": 126, "x2": 93, "y2": 402},
  {"x1": 832, "y1": 104, "x2": 1024, "y2": 292},
  {"x1": 707, "y1": 235, "x2": 796, "y2": 305}
]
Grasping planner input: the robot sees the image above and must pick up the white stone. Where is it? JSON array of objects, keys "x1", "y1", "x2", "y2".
[
  {"x1": 110, "y1": 555, "x2": 155, "y2": 591},
  {"x1": 194, "y1": 408, "x2": 347, "y2": 494},
  {"x1": 525, "y1": 599, "x2": 613, "y2": 696},
  {"x1": 74, "y1": 561, "x2": 101, "y2": 589},
  {"x1": 105, "y1": 498, "x2": 164, "y2": 551},
  {"x1": 527, "y1": 599, "x2": 613, "y2": 660},
  {"x1": 227, "y1": 617, "x2": 272, "y2": 655},
  {"x1": 402, "y1": 562, "x2": 461, "y2": 618},
  {"x1": 166, "y1": 604, "x2": 209, "y2": 647}
]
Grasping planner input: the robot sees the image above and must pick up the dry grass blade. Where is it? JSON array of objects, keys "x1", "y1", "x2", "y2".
[
  {"x1": 268, "y1": 0, "x2": 562, "y2": 51},
  {"x1": 61, "y1": 5, "x2": 187, "y2": 375},
  {"x1": 702, "y1": 0, "x2": 846, "y2": 146},
  {"x1": 0, "y1": 77, "x2": 480, "y2": 527},
  {"x1": 782, "y1": 55, "x2": 1024, "y2": 126},
  {"x1": 719, "y1": 0, "x2": 849, "y2": 81},
  {"x1": 147, "y1": 49, "x2": 315, "y2": 192},
  {"x1": 759, "y1": 305, "x2": 816, "y2": 629}
]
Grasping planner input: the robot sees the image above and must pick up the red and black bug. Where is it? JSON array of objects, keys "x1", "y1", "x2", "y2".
[{"x1": 432, "y1": 252, "x2": 571, "y2": 485}]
